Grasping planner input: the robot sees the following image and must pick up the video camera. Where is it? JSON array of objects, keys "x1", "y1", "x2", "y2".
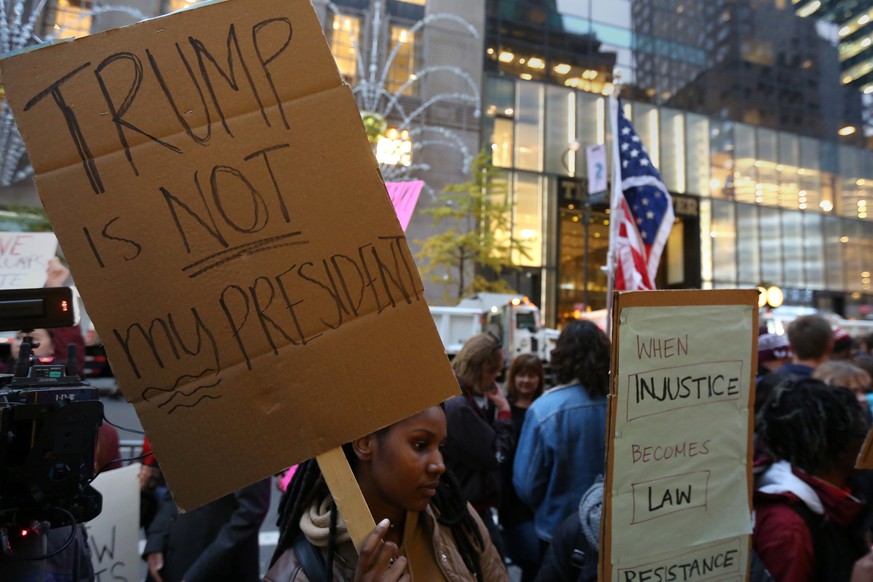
[{"x1": 0, "y1": 287, "x2": 102, "y2": 555}]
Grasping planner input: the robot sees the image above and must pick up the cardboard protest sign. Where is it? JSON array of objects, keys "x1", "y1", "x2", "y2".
[
  {"x1": 386, "y1": 180, "x2": 423, "y2": 232},
  {"x1": 0, "y1": 0, "x2": 458, "y2": 510},
  {"x1": 0, "y1": 232, "x2": 58, "y2": 289},
  {"x1": 601, "y1": 290, "x2": 758, "y2": 582},
  {"x1": 86, "y1": 464, "x2": 140, "y2": 582}
]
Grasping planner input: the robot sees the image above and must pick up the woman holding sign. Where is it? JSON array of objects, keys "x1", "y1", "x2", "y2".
[{"x1": 265, "y1": 406, "x2": 507, "y2": 581}]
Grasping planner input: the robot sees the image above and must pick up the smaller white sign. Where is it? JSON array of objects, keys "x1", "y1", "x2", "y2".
[
  {"x1": 86, "y1": 464, "x2": 140, "y2": 582},
  {"x1": 0, "y1": 232, "x2": 58, "y2": 289},
  {"x1": 587, "y1": 144, "x2": 608, "y2": 194}
]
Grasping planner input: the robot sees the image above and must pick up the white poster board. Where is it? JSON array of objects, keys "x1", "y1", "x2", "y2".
[
  {"x1": 86, "y1": 464, "x2": 140, "y2": 582},
  {"x1": 0, "y1": 232, "x2": 58, "y2": 289},
  {"x1": 602, "y1": 290, "x2": 758, "y2": 581}
]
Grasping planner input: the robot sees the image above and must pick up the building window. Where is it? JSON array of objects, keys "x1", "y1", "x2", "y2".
[
  {"x1": 387, "y1": 24, "x2": 420, "y2": 96},
  {"x1": 659, "y1": 108, "x2": 685, "y2": 193},
  {"x1": 803, "y1": 212, "x2": 824, "y2": 289},
  {"x1": 710, "y1": 200, "x2": 737, "y2": 287},
  {"x1": 492, "y1": 117, "x2": 514, "y2": 168},
  {"x1": 513, "y1": 173, "x2": 543, "y2": 266},
  {"x1": 736, "y1": 203, "x2": 761, "y2": 286},
  {"x1": 685, "y1": 113, "x2": 710, "y2": 196},
  {"x1": 375, "y1": 127, "x2": 412, "y2": 167},
  {"x1": 515, "y1": 83, "x2": 544, "y2": 172},
  {"x1": 709, "y1": 121, "x2": 734, "y2": 200},
  {"x1": 330, "y1": 14, "x2": 361, "y2": 84},
  {"x1": 49, "y1": 0, "x2": 93, "y2": 39},
  {"x1": 544, "y1": 86, "x2": 576, "y2": 176},
  {"x1": 758, "y1": 206, "x2": 782, "y2": 285}
]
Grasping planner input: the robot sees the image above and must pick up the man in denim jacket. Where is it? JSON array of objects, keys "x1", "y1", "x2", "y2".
[{"x1": 513, "y1": 321, "x2": 609, "y2": 547}]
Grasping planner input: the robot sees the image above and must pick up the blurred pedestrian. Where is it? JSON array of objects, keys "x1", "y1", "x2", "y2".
[
  {"x1": 757, "y1": 333, "x2": 792, "y2": 379},
  {"x1": 443, "y1": 332, "x2": 515, "y2": 560},
  {"x1": 813, "y1": 360, "x2": 873, "y2": 419},
  {"x1": 775, "y1": 315, "x2": 834, "y2": 378},
  {"x1": 500, "y1": 354, "x2": 545, "y2": 581},
  {"x1": 143, "y1": 477, "x2": 270, "y2": 582},
  {"x1": 513, "y1": 320, "x2": 609, "y2": 552}
]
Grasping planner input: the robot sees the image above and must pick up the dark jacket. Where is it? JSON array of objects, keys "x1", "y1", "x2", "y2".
[
  {"x1": 143, "y1": 478, "x2": 271, "y2": 582},
  {"x1": 499, "y1": 403, "x2": 535, "y2": 527},
  {"x1": 443, "y1": 381, "x2": 516, "y2": 511},
  {"x1": 535, "y1": 510, "x2": 596, "y2": 582}
]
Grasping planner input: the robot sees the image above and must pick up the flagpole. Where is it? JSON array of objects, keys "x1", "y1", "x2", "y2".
[{"x1": 605, "y1": 70, "x2": 623, "y2": 337}]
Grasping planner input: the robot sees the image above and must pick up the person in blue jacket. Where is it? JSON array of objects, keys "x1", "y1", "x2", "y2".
[{"x1": 512, "y1": 320, "x2": 609, "y2": 550}]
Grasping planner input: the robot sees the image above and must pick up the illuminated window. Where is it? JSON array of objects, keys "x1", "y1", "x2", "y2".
[
  {"x1": 49, "y1": 0, "x2": 93, "y2": 39},
  {"x1": 376, "y1": 128, "x2": 412, "y2": 167},
  {"x1": 164, "y1": 0, "x2": 204, "y2": 12},
  {"x1": 387, "y1": 24, "x2": 420, "y2": 96},
  {"x1": 329, "y1": 14, "x2": 360, "y2": 84},
  {"x1": 513, "y1": 173, "x2": 543, "y2": 266},
  {"x1": 492, "y1": 118, "x2": 514, "y2": 168},
  {"x1": 397, "y1": 0, "x2": 426, "y2": 4}
]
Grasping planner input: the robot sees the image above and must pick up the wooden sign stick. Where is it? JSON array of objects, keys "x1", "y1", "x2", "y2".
[{"x1": 317, "y1": 447, "x2": 375, "y2": 551}]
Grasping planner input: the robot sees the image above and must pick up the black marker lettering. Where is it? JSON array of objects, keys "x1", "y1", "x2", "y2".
[
  {"x1": 297, "y1": 261, "x2": 343, "y2": 329},
  {"x1": 167, "y1": 308, "x2": 221, "y2": 373},
  {"x1": 101, "y1": 217, "x2": 142, "y2": 261},
  {"x1": 94, "y1": 52, "x2": 181, "y2": 178},
  {"x1": 160, "y1": 171, "x2": 229, "y2": 252},
  {"x1": 189, "y1": 23, "x2": 269, "y2": 136},
  {"x1": 244, "y1": 144, "x2": 291, "y2": 223},
  {"x1": 112, "y1": 318, "x2": 180, "y2": 379},
  {"x1": 251, "y1": 18, "x2": 292, "y2": 130},
  {"x1": 219, "y1": 284, "x2": 253, "y2": 369},
  {"x1": 146, "y1": 45, "x2": 211, "y2": 145},
  {"x1": 83, "y1": 226, "x2": 106, "y2": 268},
  {"x1": 209, "y1": 165, "x2": 268, "y2": 233},
  {"x1": 24, "y1": 62, "x2": 102, "y2": 194}
]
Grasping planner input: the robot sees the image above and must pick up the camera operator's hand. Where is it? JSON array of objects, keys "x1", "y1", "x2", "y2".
[{"x1": 147, "y1": 552, "x2": 165, "y2": 582}]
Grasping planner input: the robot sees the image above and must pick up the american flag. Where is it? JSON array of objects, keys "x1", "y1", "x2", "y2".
[{"x1": 609, "y1": 96, "x2": 674, "y2": 291}]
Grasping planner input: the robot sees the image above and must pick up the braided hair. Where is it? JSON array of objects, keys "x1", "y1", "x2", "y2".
[
  {"x1": 756, "y1": 377, "x2": 867, "y2": 475},
  {"x1": 271, "y1": 447, "x2": 485, "y2": 579}
]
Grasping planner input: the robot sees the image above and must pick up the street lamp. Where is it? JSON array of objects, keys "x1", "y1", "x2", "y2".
[{"x1": 757, "y1": 285, "x2": 784, "y2": 309}]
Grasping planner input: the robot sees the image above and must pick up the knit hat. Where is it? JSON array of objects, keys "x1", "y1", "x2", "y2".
[
  {"x1": 578, "y1": 475, "x2": 604, "y2": 553},
  {"x1": 758, "y1": 333, "x2": 791, "y2": 363}
]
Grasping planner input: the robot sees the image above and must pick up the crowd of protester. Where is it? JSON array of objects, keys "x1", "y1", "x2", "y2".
[
  {"x1": 251, "y1": 314, "x2": 873, "y2": 582},
  {"x1": 133, "y1": 309, "x2": 873, "y2": 582},
  {"x1": 8, "y1": 296, "x2": 873, "y2": 581}
]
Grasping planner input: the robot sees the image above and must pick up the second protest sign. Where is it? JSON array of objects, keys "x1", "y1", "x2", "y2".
[{"x1": 601, "y1": 289, "x2": 758, "y2": 581}]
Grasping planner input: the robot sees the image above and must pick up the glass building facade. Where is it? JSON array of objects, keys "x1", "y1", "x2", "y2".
[{"x1": 483, "y1": 0, "x2": 873, "y2": 327}]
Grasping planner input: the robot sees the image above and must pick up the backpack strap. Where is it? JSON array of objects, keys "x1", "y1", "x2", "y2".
[{"x1": 293, "y1": 533, "x2": 329, "y2": 582}]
